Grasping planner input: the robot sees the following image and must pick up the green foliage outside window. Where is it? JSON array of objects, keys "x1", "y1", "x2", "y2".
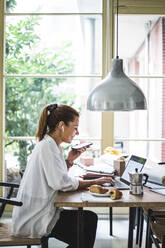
[{"x1": 5, "y1": 2, "x2": 76, "y2": 171}]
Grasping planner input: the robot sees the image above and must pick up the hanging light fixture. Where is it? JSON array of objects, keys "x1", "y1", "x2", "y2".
[{"x1": 87, "y1": 0, "x2": 147, "y2": 111}]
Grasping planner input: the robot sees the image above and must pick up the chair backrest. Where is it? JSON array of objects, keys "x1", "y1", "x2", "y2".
[
  {"x1": 0, "y1": 182, "x2": 22, "y2": 218},
  {"x1": 148, "y1": 208, "x2": 165, "y2": 247}
]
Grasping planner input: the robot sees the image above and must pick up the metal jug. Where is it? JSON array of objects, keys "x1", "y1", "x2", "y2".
[{"x1": 129, "y1": 168, "x2": 148, "y2": 195}]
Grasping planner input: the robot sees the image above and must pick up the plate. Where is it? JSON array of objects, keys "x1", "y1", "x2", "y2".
[{"x1": 89, "y1": 191, "x2": 110, "y2": 197}]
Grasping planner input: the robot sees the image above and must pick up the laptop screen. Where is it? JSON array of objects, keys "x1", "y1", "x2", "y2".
[{"x1": 121, "y1": 155, "x2": 147, "y2": 184}]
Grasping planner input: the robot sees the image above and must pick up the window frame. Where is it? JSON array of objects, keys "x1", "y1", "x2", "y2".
[
  {"x1": 1, "y1": 0, "x2": 165, "y2": 181},
  {"x1": 0, "y1": 0, "x2": 5, "y2": 183},
  {"x1": 112, "y1": 1, "x2": 165, "y2": 155},
  {"x1": 0, "y1": 0, "x2": 106, "y2": 181}
]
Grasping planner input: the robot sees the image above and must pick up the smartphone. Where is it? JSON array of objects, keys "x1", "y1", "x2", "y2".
[{"x1": 71, "y1": 142, "x2": 93, "y2": 150}]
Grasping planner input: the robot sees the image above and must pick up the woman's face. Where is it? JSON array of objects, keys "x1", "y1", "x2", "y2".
[{"x1": 62, "y1": 116, "x2": 79, "y2": 143}]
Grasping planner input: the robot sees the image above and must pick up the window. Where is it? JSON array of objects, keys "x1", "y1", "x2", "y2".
[
  {"x1": 1, "y1": 0, "x2": 165, "y2": 186},
  {"x1": 2, "y1": 0, "x2": 102, "y2": 182},
  {"x1": 114, "y1": 2, "x2": 165, "y2": 162}
]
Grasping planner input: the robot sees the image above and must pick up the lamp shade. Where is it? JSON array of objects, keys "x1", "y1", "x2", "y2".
[{"x1": 87, "y1": 58, "x2": 147, "y2": 111}]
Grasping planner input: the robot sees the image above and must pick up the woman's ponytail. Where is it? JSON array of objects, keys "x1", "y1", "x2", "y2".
[{"x1": 35, "y1": 107, "x2": 48, "y2": 141}]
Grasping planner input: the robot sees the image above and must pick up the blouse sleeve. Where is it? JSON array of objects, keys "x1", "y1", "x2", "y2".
[{"x1": 39, "y1": 143, "x2": 79, "y2": 192}]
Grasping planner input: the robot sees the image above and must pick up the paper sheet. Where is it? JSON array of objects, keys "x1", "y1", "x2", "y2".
[
  {"x1": 76, "y1": 161, "x2": 115, "y2": 174},
  {"x1": 81, "y1": 192, "x2": 122, "y2": 202}
]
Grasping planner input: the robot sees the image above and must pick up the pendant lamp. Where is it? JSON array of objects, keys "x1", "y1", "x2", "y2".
[{"x1": 87, "y1": 0, "x2": 147, "y2": 111}]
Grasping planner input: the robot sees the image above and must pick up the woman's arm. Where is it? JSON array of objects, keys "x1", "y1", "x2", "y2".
[{"x1": 78, "y1": 176, "x2": 114, "y2": 189}]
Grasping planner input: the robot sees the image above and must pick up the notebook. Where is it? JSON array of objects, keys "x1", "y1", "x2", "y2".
[
  {"x1": 76, "y1": 161, "x2": 115, "y2": 178},
  {"x1": 112, "y1": 155, "x2": 147, "y2": 189}
]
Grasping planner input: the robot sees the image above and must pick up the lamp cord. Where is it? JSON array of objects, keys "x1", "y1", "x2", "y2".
[{"x1": 116, "y1": 0, "x2": 119, "y2": 59}]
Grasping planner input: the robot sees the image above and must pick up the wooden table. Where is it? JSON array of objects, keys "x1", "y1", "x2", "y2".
[{"x1": 55, "y1": 187, "x2": 165, "y2": 248}]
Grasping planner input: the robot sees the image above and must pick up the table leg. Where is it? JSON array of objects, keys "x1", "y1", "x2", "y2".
[
  {"x1": 77, "y1": 207, "x2": 84, "y2": 248},
  {"x1": 136, "y1": 207, "x2": 141, "y2": 244},
  {"x1": 128, "y1": 207, "x2": 136, "y2": 248},
  {"x1": 139, "y1": 208, "x2": 144, "y2": 248},
  {"x1": 109, "y1": 207, "x2": 113, "y2": 236}
]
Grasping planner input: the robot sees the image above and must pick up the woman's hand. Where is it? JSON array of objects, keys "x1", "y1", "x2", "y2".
[
  {"x1": 67, "y1": 147, "x2": 86, "y2": 166},
  {"x1": 94, "y1": 177, "x2": 115, "y2": 186},
  {"x1": 78, "y1": 176, "x2": 115, "y2": 189}
]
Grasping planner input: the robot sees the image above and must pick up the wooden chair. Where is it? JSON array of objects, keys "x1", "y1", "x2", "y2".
[
  {"x1": 136, "y1": 162, "x2": 165, "y2": 248},
  {"x1": 0, "y1": 181, "x2": 49, "y2": 248},
  {"x1": 146, "y1": 208, "x2": 165, "y2": 248},
  {"x1": 135, "y1": 207, "x2": 165, "y2": 248}
]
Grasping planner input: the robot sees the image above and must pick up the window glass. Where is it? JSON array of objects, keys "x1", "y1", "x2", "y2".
[
  {"x1": 118, "y1": 14, "x2": 165, "y2": 75},
  {"x1": 5, "y1": 77, "x2": 101, "y2": 138},
  {"x1": 119, "y1": 141, "x2": 164, "y2": 162},
  {"x1": 114, "y1": 14, "x2": 165, "y2": 161},
  {"x1": 115, "y1": 78, "x2": 162, "y2": 134},
  {"x1": 5, "y1": 0, "x2": 102, "y2": 184},
  {"x1": 5, "y1": 75, "x2": 101, "y2": 177},
  {"x1": 118, "y1": 15, "x2": 162, "y2": 63},
  {"x1": 6, "y1": 0, "x2": 102, "y2": 13},
  {"x1": 5, "y1": 15, "x2": 102, "y2": 75}
]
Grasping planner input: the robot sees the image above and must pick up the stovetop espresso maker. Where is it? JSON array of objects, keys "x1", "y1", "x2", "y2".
[{"x1": 129, "y1": 168, "x2": 148, "y2": 195}]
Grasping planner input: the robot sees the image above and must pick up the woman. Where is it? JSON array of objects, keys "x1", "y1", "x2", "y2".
[{"x1": 12, "y1": 103, "x2": 114, "y2": 248}]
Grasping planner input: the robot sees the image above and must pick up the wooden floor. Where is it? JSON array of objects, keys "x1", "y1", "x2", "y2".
[{"x1": 2, "y1": 214, "x2": 151, "y2": 248}]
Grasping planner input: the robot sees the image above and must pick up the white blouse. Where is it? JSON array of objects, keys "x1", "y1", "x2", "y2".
[{"x1": 12, "y1": 135, "x2": 79, "y2": 238}]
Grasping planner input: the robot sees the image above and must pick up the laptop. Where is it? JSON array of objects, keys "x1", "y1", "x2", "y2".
[{"x1": 112, "y1": 155, "x2": 147, "y2": 189}]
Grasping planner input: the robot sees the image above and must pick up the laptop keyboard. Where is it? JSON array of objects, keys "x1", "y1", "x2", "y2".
[{"x1": 114, "y1": 179, "x2": 129, "y2": 188}]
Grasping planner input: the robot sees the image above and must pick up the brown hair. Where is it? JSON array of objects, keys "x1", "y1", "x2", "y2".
[{"x1": 36, "y1": 104, "x2": 79, "y2": 141}]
